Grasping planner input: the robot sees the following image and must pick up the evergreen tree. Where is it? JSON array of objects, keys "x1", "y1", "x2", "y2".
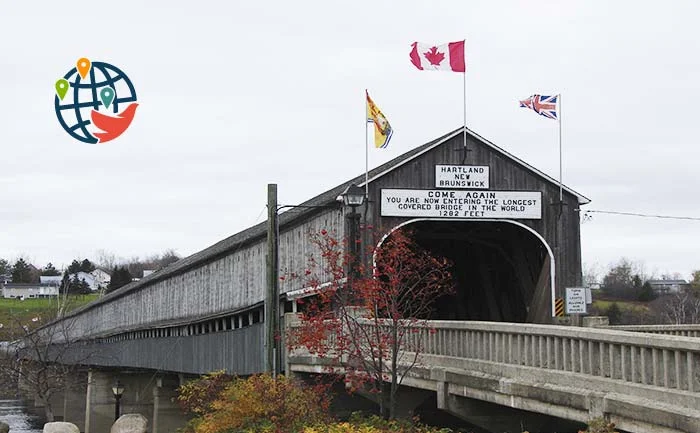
[
  {"x1": 41, "y1": 263, "x2": 61, "y2": 276},
  {"x1": 67, "y1": 260, "x2": 82, "y2": 275},
  {"x1": 106, "y1": 266, "x2": 132, "y2": 293},
  {"x1": 0, "y1": 258, "x2": 9, "y2": 276},
  {"x1": 11, "y1": 258, "x2": 33, "y2": 283},
  {"x1": 606, "y1": 303, "x2": 622, "y2": 325},
  {"x1": 79, "y1": 259, "x2": 96, "y2": 273},
  {"x1": 638, "y1": 281, "x2": 656, "y2": 302}
]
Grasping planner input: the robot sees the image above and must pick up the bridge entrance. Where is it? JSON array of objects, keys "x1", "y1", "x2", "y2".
[{"x1": 377, "y1": 219, "x2": 554, "y2": 323}]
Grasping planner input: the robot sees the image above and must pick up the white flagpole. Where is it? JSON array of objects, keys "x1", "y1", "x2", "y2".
[
  {"x1": 558, "y1": 93, "x2": 563, "y2": 204},
  {"x1": 462, "y1": 40, "x2": 467, "y2": 151},
  {"x1": 365, "y1": 89, "x2": 369, "y2": 198}
]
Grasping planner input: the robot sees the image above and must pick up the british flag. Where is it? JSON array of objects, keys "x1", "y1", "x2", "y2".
[{"x1": 519, "y1": 94, "x2": 558, "y2": 120}]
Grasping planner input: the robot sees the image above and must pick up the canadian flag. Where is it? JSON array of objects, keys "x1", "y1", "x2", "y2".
[{"x1": 409, "y1": 40, "x2": 465, "y2": 72}]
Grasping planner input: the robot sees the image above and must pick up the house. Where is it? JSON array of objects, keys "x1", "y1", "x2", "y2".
[
  {"x1": 68, "y1": 271, "x2": 100, "y2": 291},
  {"x1": 647, "y1": 279, "x2": 690, "y2": 295},
  {"x1": 91, "y1": 268, "x2": 111, "y2": 287},
  {"x1": 2, "y1": 283, "x2": 59, "y2": 299},
  {"x1": 40, "y1": 276, "x2": 63, "y2": 286}
]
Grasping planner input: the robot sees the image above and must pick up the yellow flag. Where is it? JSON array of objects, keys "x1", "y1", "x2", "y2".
[{"x1": 366, "y1": 91, "x2": 393, "y2": 148}]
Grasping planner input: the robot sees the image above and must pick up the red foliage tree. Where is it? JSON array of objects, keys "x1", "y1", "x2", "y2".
[{"x1": 287, "y1": 227, "x2": 454, "y2": 419}]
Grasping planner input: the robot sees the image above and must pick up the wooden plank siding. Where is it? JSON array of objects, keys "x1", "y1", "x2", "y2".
[
  {"x1": 71, "y1": 324, "x2": 265, "y2": 376},
  {"x1": 367, "y1": 132, "x2": 584, "y2": 315},
  {"x1": 60, "y1": 208, "x2": 344, "y2": 343}
]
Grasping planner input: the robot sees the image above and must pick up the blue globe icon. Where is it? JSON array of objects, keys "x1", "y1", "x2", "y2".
[{"x1": 54, "y1": 61, "x2": 138, "y2": 144}]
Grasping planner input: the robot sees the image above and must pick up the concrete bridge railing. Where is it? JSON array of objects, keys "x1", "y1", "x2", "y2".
[
  {"x1": 607, "y1": 324, "x2": 700, "y2": 339},
  {"x1": 394, "y1": 320, "x2": 700, "y2": 393},
  {"x1": 288, "y1": 319, "x2": 700, "y2": 432}
]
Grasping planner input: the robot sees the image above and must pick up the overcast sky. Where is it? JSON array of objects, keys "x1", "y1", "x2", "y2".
[{"x1": 1, "y1": 1, "x2": 698, "y2": 281}]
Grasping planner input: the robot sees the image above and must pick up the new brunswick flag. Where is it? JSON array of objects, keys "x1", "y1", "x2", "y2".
[{"x1": 366, "y1": 90, "x2": 393, "y2": 149}]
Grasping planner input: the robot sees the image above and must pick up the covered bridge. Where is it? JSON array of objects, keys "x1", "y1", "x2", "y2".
[{"x1": 53, "y1": 126, "x2": 589, "y2": 376}]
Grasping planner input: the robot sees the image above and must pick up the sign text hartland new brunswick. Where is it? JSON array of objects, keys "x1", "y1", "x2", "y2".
[
  {"x1": 435, "y1": 165, "x2": 489, "y2": 189},
  {"x1": 381, "y1": 189, "x2": 542, "y2": 219}
]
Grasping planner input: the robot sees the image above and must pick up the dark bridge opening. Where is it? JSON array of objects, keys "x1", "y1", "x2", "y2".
[{"x1": 385, "y1": 220, "x2": 551, "y2": 323}]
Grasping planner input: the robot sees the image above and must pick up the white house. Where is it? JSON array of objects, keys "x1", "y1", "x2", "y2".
[
  {"x1": 647, "y1": 279, "x2": 690, "y2": 295},
  {"x1": 91, "y1": 268, "x2": 111, "y2": 287},
  {"x1": 40, "y1": 276, "x2": 62, "y2": 286},
  {"x1": 67, "y1": 271, "x2": 100, "y2": 291},
  {"x1": 2, "y1": 283, "x2": 59, "y2": 299}
]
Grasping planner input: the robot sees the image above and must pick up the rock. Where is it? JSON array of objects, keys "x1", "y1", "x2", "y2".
[
  {"x1": 43, "y1": 422, "x2": 80, "y2": 433},
  {"x1": 0, "y1": 420, "x2": 8, "y2": 433},
  {"x1": 110, "y1": 414, "x2": 148, "y2": 433}
]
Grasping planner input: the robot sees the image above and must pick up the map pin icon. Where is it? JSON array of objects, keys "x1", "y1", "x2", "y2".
[
  {"x1": 55, "y1": 79, "x2": 69, "y2": 100},
  {"x1": 76, "y1": 58, "x2": 91, "y2": 79},
  {"x1": 100, "y1": 87, "x2": 115, "y2": 109}
]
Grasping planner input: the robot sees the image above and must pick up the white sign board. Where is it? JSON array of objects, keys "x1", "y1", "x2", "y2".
[
  {"x1": 381, "y1": 189, "x2": 542, "y2": 219},
  {"x1": 566, "y1": 288, "x2": 588, "y2": 314},
  {"x1": 435, "y1": 165, "x2": 489, "y2": 189}
]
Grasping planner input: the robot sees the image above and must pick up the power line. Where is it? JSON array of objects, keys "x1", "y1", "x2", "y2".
[{"x1": 582, "y1": 209, "x2": 700, "y2": 221}]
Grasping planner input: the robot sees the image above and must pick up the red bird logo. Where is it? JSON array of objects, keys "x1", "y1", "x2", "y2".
[{"x1": 90, "y1": 103, "x2": 139, "y2": 143}]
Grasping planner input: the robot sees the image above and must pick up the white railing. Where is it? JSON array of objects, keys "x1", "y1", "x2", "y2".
[
  {"x1": 608, "y1": 324, "x2": 700, "y2": 338},
  {"x1": 290, "y1": 318, "x2": 700, "y2": 393}
]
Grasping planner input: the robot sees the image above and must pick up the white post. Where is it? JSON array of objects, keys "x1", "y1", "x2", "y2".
[
  {"x1": 558, "y1": 93, "x2": 563, "y2": 203},
  {"x1": 462, "y1": 41, "x2": 467, "y2": 151},
  {"x1": 365, "y1": 89, "x2": 369, "y2": 198}
]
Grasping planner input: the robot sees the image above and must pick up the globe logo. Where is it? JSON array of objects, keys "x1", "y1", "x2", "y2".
[{"x1": 54, "y1": 58, "x2": 138, "y2": 144}]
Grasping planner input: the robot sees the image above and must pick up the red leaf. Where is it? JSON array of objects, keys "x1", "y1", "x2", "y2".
[{"x1": 423, "y1": 46, "x2": 445, "y2": 66}]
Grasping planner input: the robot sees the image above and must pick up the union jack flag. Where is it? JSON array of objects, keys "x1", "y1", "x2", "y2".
[{"x1": 519, "y1": 94, "x2": 558, "y2": 120}]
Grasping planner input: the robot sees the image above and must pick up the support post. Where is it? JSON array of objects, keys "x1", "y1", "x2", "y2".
[
  {"x1": 84, "y1": 369, "x2": 92, "y2": 433},
  {"x1": 346, "y1": 208, "x2": 361, "y2": 286},
  {"x1": 266, "y1": 184, "x2": 279, "y2": 376}
]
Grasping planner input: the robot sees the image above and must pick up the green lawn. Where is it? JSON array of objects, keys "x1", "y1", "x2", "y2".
[
  {"x1": 0, "y1": 294, "x2": 99, "y2": 341},
  {"x1": 592, "y1": 299, "x2": 650, "y2": 313}
]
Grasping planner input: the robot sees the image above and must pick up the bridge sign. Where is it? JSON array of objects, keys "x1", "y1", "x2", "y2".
[
  {"x1": 435, "y1": 165, "x2": 489, "y2": 189},
  {"x1": 381, "y1": 189, "x2": 542, "y2": 219},
  {"x1": 565, "y1": 288, "x2": 587, "y2": 314}
]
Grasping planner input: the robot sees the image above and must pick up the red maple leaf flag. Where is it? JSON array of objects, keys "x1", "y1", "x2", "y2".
[{"x1": 410, "y1": 40, "x2": 465, "y2": 72}]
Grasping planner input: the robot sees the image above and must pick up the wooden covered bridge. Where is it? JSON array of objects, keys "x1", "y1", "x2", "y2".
[
  {"x1": 52, "y1": 127, "x2": 700, "y2": 433},
  {"x1": 57, "y1": 126, "x2": 590, "y2": 375}
]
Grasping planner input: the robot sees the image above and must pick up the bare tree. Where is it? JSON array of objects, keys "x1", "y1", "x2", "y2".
[
  {"x1": 0, "y1": 297, "x2": 92, "y2": 422},
  {"x1": 662, "y1": 288, "x2": 700, "y2": 324}
]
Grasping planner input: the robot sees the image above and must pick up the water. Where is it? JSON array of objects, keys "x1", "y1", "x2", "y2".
[{"x1": 0, "y1": 398, "x2": 44, "y2": 433}]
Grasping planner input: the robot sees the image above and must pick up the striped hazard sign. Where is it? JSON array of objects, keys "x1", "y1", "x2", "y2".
[{"x1": 555, "y1": 298, "x2": 565, "y2": 317}]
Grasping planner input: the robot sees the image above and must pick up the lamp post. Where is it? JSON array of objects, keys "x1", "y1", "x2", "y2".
[
  {"x1": 341, "y1": 183, "x2": 366, "y2": 284},
  {"x1": 111, "y1": 380, "x2": 124, "y2": 421},
  {"x1": 265, "y1": 183, "x2": 364, "y2": 377}
]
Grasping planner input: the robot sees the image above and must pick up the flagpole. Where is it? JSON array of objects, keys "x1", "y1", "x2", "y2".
[
  {"x1": 558, "y1": 93, "x2": 563, "y2": 204},
  {"x1": 462, "y1": 40, "x2": 467, "y2": 151},
  {"x1": 365, "y1": 89, "x2": 369, "y2": 198}
]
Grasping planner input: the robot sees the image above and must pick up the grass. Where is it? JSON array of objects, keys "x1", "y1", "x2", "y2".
[
  {"x1": 0, "y1": 294, "x2": 99, "y2": 341},
  {"x1": 592, "y1": 299, "x2": 650, "y2": 313}
]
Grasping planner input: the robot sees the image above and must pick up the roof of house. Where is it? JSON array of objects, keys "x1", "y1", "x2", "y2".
[
  {"x1": 3, "y1": 283, "x2": 58, "y2": 288},
  {"x1": 647, "y1": 280, "x2": 689, "y2": 285},
  {"x1": 62, "y1": 126, "x2": 590, "y2": 318}
]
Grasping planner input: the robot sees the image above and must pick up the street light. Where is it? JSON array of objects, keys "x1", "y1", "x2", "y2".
[
  {"x1": 341, "y1": 183, "x2": 366, "y2": 208},
  {"x1": 112, "y1": 380, "x2": 124, "y2": 421},
  {"x1": 341, "y1": 184, "x2": 365, "y2": 284}
]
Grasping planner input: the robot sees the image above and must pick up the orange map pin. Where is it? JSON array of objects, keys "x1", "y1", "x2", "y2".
[{"x1": 77, "y1": 58, "x2": 91, "y2": 79}]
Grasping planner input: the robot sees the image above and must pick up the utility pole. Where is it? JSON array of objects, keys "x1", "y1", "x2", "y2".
[{"x1": 266, "y1": 183, "x2": 279, "y2": 376}]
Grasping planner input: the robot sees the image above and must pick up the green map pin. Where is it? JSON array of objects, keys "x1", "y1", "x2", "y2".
[
  {"x1": 100, "y1": 87, "x2": 115, "y2": 109},
  {"x1": 55, "y1": 79, "x2": 69, "y2": 100}
]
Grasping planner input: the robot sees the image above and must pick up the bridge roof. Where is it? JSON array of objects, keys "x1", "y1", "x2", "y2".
[{"x1": 63, "y1": 126, "x2": 590, "y2": 317}]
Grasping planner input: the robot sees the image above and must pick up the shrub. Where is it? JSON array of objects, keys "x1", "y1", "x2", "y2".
[{"x1": 190, "y1": 374, "x2": 331, "y2": 433}]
